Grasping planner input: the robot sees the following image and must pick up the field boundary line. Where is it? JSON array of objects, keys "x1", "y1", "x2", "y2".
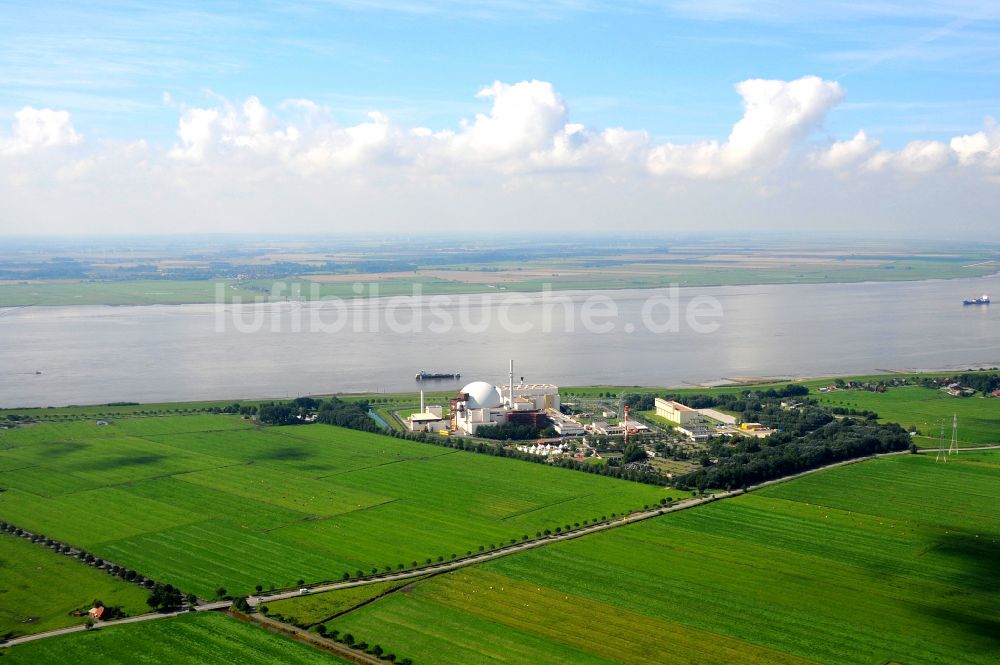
[
  {"x1": 302, "y1": 573, "x2": 437, "y2": 628},
  {"x1": 498, "y1": 493, "x2": 591, "y2": 521},
  {"x1": 235, "y1": 609, "x2": 384, "y2": 665}
]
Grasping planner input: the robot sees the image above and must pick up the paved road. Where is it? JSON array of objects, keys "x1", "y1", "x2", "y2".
[
  {"x1": 0, "y1": 602, "x2": 230, "y2": 648},
  {"x1": 5, "y1": 444, "x2": 995, "y2": 648}
]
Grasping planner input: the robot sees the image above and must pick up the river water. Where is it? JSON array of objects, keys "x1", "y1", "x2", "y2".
[{"x1": 2, "y1": 276, "x2": 998, "y2": 408}]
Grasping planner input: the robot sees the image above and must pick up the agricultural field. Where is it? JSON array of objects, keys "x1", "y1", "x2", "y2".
[
  {"x1": 0, "y1": 415, "x2": 667, "y2": 598},
  {"x1": 812, "y1": 384, "x2": 1000, "y2": 447},
  {"x1": 0, "y1": 534, "x2": 150, "y2": 639},
  {"x1": 1, "y1": 611, "x2": 347, "y2": 664},
  {"x1": 2, "y1": 247, "x2": 996, "y2": 307},
  {"x1": 265, "y1": 577, "x2": 428, "y2": 626},
  {"x1": 324, "y1": 451, "x2": 1000, "y2": 664},
  {"x1": 0, "y1": 279, "x2": 263, "y2": 306}
]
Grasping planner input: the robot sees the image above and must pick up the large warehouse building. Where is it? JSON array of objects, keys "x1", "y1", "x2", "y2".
[{"x1": 654, "y1": 398, "x2": 701, "y2": 424}]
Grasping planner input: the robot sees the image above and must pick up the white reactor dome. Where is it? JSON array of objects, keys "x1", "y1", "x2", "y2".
[{"x1": 460, "y1": 381, "x2": 504, "y2": 409}]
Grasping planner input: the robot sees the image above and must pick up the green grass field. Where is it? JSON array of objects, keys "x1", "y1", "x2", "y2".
[
  {"x1": 1, "y1": 612, "x2": 347, "y2": 664},
  {"x1": 323, "y1": 451, "x2": 1000, "y2": 664},
  {"x1": 0, "y1": 416, "x2": 668, "y2": 598},
  {"x1": 0, "y1": 534, "x2": 150, "y2": 639},
  {"x1": 0, "y1": 280, "x2": 264, "y2": 306},
  {"x1": 813, "y1": 385, "x2": 1000, "y2": 447},
  {"x1": 265, "y1": 577, "x2": 428, "y2": 626}
]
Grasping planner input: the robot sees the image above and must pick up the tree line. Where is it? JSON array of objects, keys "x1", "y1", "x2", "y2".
[
  {"x1": 676, "y1": 418, "x2": 911, "y2": 491},
  {"x1": 256, "y1": 396, "x2": 380, "y2": 432}
]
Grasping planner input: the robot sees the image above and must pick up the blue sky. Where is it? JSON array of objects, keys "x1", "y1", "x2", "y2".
[
  {"x1": 4, "y1": 1, "x2": 998, "y2": 147},
  {"x1": 1, "y1": 1, "x2": 999, "y2": 236}
]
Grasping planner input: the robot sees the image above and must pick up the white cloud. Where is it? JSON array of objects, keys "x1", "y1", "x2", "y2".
[
  {"x1": 2, "y1": 76, "x2": 1000, "y2": 237},
  {"x1": 649, "y1": 76, "x2": 844, "y2": 177},
  {"x1": 865, "y1": 139, "x2": 954, "y2": 173},
  {"x1": 1, "y1": 107, "x2": 82, "y2": 154},
  {"x1": 161, "y1": 75, "x2": 853, "y2": 180},
  {"x1": 950, "y1": 117, "x2": 1000, "y2": 169},
  {"x1": 811, "y1": 130, "x2": 880, "y2": 170},
  {"x1": 452, "y1": 80, "x2": 568, "y2": 159}
]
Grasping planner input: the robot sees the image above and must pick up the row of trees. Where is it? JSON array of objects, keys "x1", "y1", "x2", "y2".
[
  {"x1": 254, "y1": 606, "x2": 413, "y2": 663},
  {"x1": 314, "y1": 626, "x2": 412, "y2": 664},
  {"x1": 146, "y1": 583, "x2": 191, "y2": 611},
  {"x1": 0, "y1": 519, "x2": 195, "y2": 617}
]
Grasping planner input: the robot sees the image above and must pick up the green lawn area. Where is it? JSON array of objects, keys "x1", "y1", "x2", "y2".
[
  {"x1": 0, "y1": 416, "x2": 668, "y2": 598},
  {"x1": 265, "y1": 577, "x2": 427, "y2": 626},
  {"x1": 1, "y1": 611, "x2": 347, "y2": 664},
  {"x1": 324, "y1": 451, "x2": 1000, "y2": 665},
  {"x1": 635, "y1": 410, "x2": 678, "y2": 428},
  {"x1": 812, "y1": 385, "x2": 1000, "y2": 447},
  {"x1": 0, "y1": 280, "x2": 264, "y2": 306},
  {"x1": 0, "y1": 534, "x2": 150, "y2": 639}
]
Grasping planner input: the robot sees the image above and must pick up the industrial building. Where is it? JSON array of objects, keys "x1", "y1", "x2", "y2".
[
  {"x1": 449, "y1": 361, "x2": 557, "y2": 436},
  {"x1": 548, "y1": 411, "x2": 585, "y2": 436},
  {"x1": 676, "y1": 423, "x2": 711, "y2": 441},
  {"x1": 500, "y1": 383, "x2": 561, "y2": 411},
  {"x1": 590, "y1": 420, "x2": 624, "y2": 436},
  {"x1": 407, "y1": 392, "x2": 448, "y2": 433},
  {"x1": 738, "y1": 422, "x2": 774, "y2": 438},
  {"x1": 654, "y1": 398, "x2": 700, "y2": 424}
]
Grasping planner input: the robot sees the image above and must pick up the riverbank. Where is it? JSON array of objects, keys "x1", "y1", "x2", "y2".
[{"x1": 2, "y1": 259, "x2": 997, "y2": 307}]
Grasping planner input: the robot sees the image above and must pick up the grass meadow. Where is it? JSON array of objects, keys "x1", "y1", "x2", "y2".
[
  {"x1": 323, "y1": 451, "x2": 1000, "y2": 665},
  {"x1": 0, "y1": 416, "x2": 668, "y2": 598},
  {"x1": 265, "y1": 577, "x2": 427, "y2": 626},
  {"x1": 1, "y1": 612, "x2": 347, "y2": 664},
  {"x1": 0, "y1": 280, "x2": 264, "y2": 306},
  {"x1": 812, "y1": 385, "x2": 1000, "y2": 447},
  {"x1": 0, "y1": 534, "x2": 150, "y2": 639}
]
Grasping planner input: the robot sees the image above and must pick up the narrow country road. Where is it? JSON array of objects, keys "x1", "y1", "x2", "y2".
[
  {"x1": 0, "y1": 602, "x2": 231, "y2": 648},
  {"x1": 3, "y1": 444, "x2": 994, "y2": 649}
]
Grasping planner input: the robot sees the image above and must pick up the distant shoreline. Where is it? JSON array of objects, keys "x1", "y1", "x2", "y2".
[
  {"x1": 2, "y1": 367, "x2": 998, "y2": 412},
  {"x1": 2, "y1": 268, "x2": 998, "y2": 309}
]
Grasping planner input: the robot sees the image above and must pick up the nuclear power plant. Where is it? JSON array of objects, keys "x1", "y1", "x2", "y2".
[{"x1": 407, "y1": 361, "x2": 561, "y2": 435}]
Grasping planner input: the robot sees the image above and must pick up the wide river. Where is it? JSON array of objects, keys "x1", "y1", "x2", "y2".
[{"x1": 2, "y1": 276, "x2": 999, "y2": 408}]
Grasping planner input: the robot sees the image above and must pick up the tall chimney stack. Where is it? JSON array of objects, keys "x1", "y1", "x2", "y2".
[{"x1": 509, "y1": 359, "x2": 514, "y2": 410}]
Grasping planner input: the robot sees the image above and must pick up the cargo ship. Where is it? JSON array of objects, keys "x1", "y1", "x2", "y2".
[
  {"x1": 963, "y1": 294, "x2": 990, "y2": 305},
  {"x1": 415, "y1": 371, "x2": 461, "y2": 381}
]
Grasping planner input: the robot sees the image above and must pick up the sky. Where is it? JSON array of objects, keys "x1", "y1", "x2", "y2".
[{"x1": 1, "y1": 1, "x2": 1000, "y2": 237}]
